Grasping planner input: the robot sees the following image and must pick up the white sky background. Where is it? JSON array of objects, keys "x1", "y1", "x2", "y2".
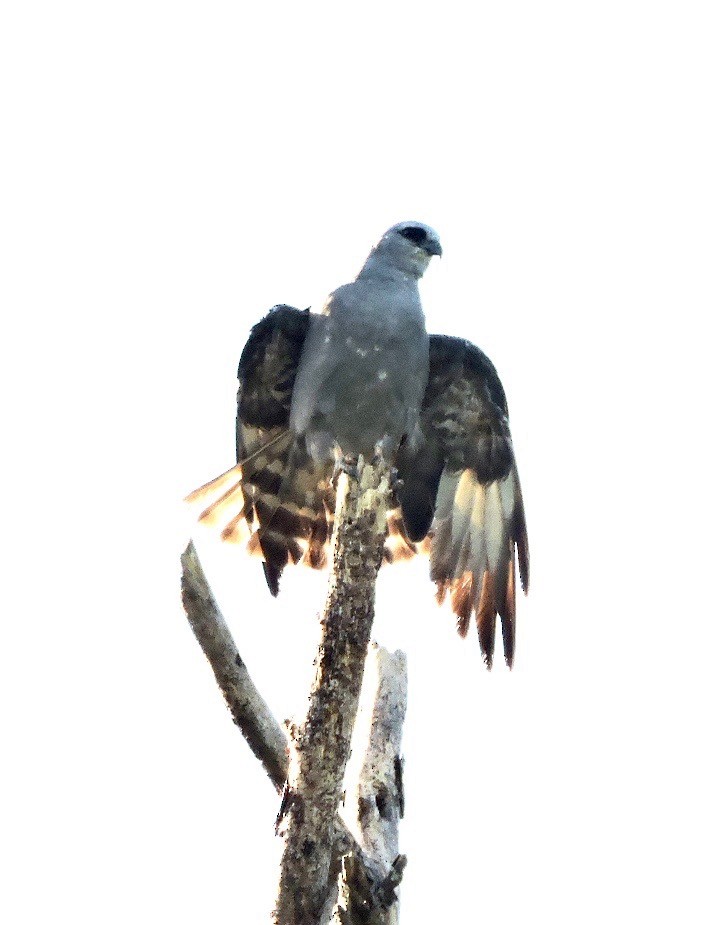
[{"x1": 2, "y1": 2, "x2": 709, "y2": 922}]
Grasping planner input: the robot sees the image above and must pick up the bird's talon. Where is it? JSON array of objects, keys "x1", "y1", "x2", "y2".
[
  {"x1": 333, "y1": 453, "x2": 361, "y2": 483},
  {"x1": 388, "y1": 466, "x2": 403, "y2": 492}
]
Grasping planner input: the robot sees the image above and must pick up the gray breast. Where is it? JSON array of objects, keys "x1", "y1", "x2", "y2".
[{"x1": 290, "y1": 282, "x2": 429, "y2": 461}]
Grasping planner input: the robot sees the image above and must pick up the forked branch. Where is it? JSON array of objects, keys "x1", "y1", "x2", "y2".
[
  {"x1": 180, "y1": 457, "x2": 407, "y2": 924},
  {"x1": 273, "y1": 461, "x2": 391, "y2": 925}
]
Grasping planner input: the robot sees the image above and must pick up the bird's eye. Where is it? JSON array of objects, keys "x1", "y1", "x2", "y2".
[{"x1": 398, "y1": 226, "x2": 428, "y2": 246}]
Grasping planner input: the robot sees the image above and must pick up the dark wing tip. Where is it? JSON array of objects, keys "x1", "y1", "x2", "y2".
[
  {"x1": 478, "y1": 638, "x2": 493, "y2": 670},
  {"x1": 456, "y1": 613, "x2": 471, "y2": 638},
  {"x1": 450, "y1": 573, "x2": 474, "y2": 637},
  {"x1": 475, "y1": 572, "x2": 496, "y2": 670},
  {"x1": 501, "y1": 623, "x2": 515, "y2": 669},
  {"x1": 513, "y1": 472, "x2": 530, "y2": 594},
  {"x1": 497, "y1": 555, "x2": 517, "y2": 669},
  {"x1": 518, "y1": 531, "x2": 530, "y2": 595},
  {"x1": 434, "y1": 580, "x2": 448, "y2": 606},
  {"x1": 263, "y1": 561, "x2": 282, "y2": 597}
]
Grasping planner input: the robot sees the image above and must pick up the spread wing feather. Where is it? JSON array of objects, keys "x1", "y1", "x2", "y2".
[
  {"x1": 400, "y1": 334, "x2": 529, "y2": 668},
  {"x1": 187, "y1": 306, "x2": 325, "y2": 592},
  {"x1": 186, "y1": 310, "x2": 529, "y2": 668}
]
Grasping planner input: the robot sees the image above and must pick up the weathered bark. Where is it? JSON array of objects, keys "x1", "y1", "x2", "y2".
[
  {"x1": 336, "y1": 644, "x2": 408, "y2": 925},
  {"x1": 273, "y1": 461, "x2": 391, "y2": 925},
  {"x1": 336, "y1": 854, "x2": 407, "y2": 925},
  {"x1": 180, "y1": 539, "x2": 385, "y2": 916},
  {"x1": 180, "y1": 460, "x2": 409, "y2": 924},
  {"x1": 350, "y1": 645, "x2": 407, "y2": 866}
]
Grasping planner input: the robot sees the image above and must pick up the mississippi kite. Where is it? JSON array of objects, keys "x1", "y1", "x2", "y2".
[{"x1": 187, "y1": 223, "x2": 529, "y2": 667}]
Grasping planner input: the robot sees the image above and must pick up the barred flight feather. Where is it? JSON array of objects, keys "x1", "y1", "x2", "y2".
[
  {"x1": 430, "y1": 465, "x2": 528, "y2": 669},
  {"x1": 186, "y1": 305, "x2": 529, "y2": 668}
]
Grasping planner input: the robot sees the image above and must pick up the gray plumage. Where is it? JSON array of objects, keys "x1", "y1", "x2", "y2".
[
  {"x1": 290, "y1": 222, "x2": 441, "y2": 465},
  {"x1": 186, "y1": 223, "x2": 529, "y2": 669}
]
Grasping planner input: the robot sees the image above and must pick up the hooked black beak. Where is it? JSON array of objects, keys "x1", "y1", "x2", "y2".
[{"x1": 425, "y1": 239, "x2": 443, "y2": 258}]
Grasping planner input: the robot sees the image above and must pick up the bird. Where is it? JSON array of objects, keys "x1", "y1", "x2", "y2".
[{"x1": 186, "y1": 222, "x2": 529, "y2": 668}]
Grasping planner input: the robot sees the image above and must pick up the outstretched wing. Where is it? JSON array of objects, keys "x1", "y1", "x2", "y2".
[
  {"x1": 186, "y1": 304, "x2": 309, "y2": 545},
  {"x1": 187, "y1": 304, "x2": 416, "y2": 592},
  {"x1": 398, "y1": 335, "x2": 529, "y2": 668},
  {"x1": 187, "y1": 305, "x2": 332, "y2": 592},
  {"x1": 187, "y1": 313, "x2": 529, "y2": 667}
]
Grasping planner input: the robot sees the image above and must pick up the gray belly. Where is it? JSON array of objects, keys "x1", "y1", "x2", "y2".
[
  {"x1": 317, "y1": 357, "x2": 413, "y2": 456},
  {"x1": 291, "y1": 323, "x2": 428, "y2": 461}
]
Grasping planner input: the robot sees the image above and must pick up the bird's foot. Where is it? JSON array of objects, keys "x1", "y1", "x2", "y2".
[
  {"x1": 333, "y1": 452, "x2": 363, "y2": 483},
  {"x1": 373, "y1": 435, "x2": 397, "y2": 468},
  {"x1": 388, "y1": 465, "x2": 404, "y2": 494}
]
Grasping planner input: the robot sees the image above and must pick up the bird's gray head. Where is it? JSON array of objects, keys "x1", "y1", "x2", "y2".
[{"x1": 361, "y1": 221, "x2": 442, "y2": 280}]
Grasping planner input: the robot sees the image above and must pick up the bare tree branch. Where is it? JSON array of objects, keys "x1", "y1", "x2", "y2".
[
  {"x1": 351, "y1": 645, "x2": 407, "y2": 868},
  {"x1": 336, "y1": 853, "x2": 407, "y2": 925},
  {"x1": 181, "y1": 463, "x2": 410, "y2": 924},
  {"x1": 336, "y1": 644, "x2": 408, "y2": 925},
  {"x1": 273, "y1": 461, "x2": 391, "y2": 925},
  {"x1": 180, "y1": 540, "x2": 288, "y2": 789},
  {"x1": 180, "y1": 539, "x2": 383, "y2": 916}
]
